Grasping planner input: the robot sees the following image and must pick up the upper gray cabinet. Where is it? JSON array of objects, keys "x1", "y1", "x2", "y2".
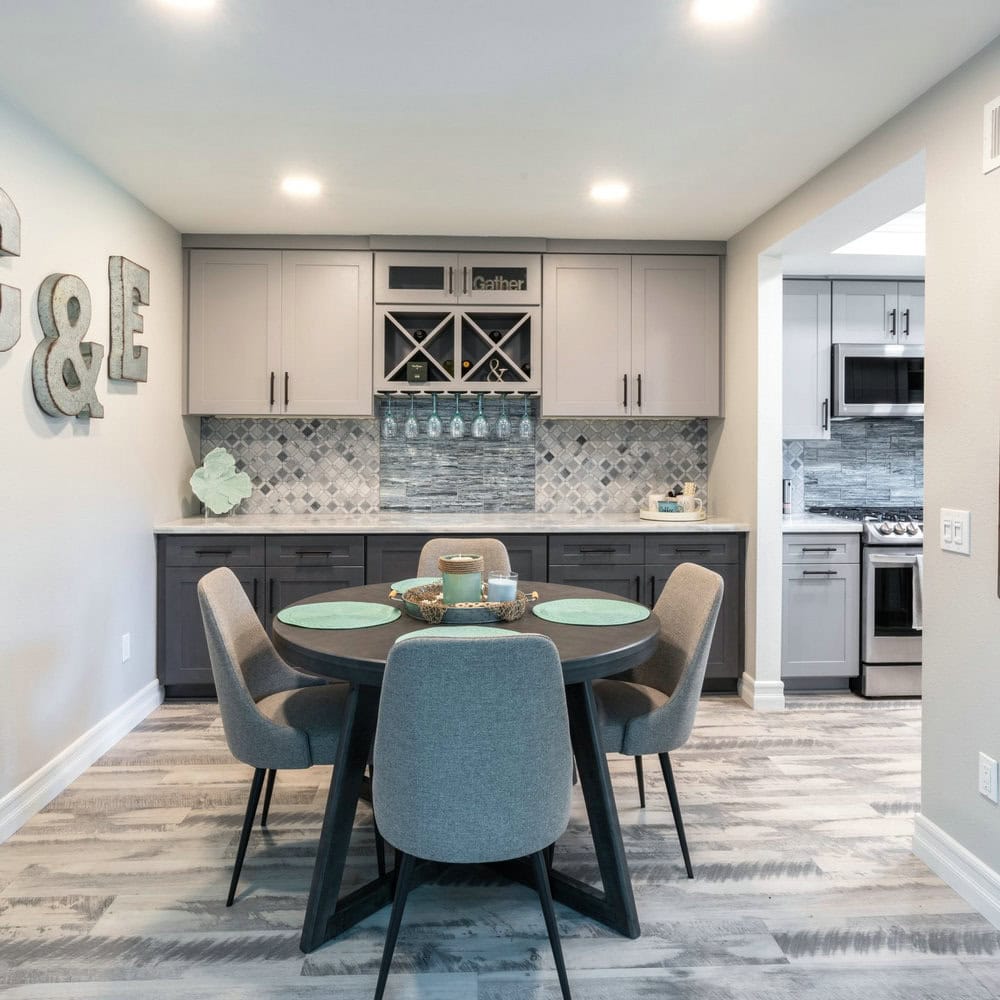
[
  {"x1": 542, "y1": 254, "x2": 720, "y2": 417},
  {"x1": 783, "y1": 279, "x2": 832, "y2": 440},
  {"x1": 374, "y1": 252, "x2": 541, "y2": 305},
  {"x1": 832, "y1": 279, "x2": 924, "y2": 345},
  {"x1": 188, "y1": 249, "x2": 373, "y2": 416}
]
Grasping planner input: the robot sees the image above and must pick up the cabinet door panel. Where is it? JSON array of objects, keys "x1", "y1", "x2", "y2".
[
  {"x1": 542, "y1": 255, "x2": 631, "y2": 416},
  {"x1": 783, "y1": 280, "x2": 832, "y2": 439},
  {"x1": 548, "y1": 564, "x2": 643, "y2": 602},
  {"x1": 898, "y1": 281, "x2": 925, "y2": 345},
  {"x1": 647, "y1": 562, "x2": 739, "y2": 682},
  {"x1": 831, "y1": 280, "x2": 898, "y2": 343},
  {"x1": 188, "y1": 250, "x2": 281, "y2": 414},
  {"x1": 163, "y1": 566, "x2": 263, "y2": 688},
  {"x1": 267, "y1": 566, "x2": 365, "y2": 625},
  {"x1": 281, "y1": 251, "x2": 373, "y2": 416},
  {"x1": 375, "y1": 252, "x2": 458, "y2": 304},
  {"x1": 631, "y1": 256, "x2": 720, "y2": 417},
  {"x1": 781, "y1": 565, "x2": 859, "y2": 677},
  {"x1": 457, "y1": 254, "x2": 541, "y2": 305}
]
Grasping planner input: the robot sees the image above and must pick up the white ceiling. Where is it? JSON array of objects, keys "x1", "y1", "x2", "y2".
[{"x1": 0, "y1": 1, "x2": 997, "y2": 238}]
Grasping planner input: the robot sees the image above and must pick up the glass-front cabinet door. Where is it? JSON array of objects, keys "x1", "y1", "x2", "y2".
[{"x1": 375, "y1": 252, "x2": 541, "y2": 305}]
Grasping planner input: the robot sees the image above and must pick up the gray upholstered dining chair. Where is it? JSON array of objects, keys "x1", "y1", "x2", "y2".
[
  {"x1": 372, "y1": 634, "x2": 575, "y2": 1000},
  {"x1": 198, "y1": 567, "x2": 374, "y2": 906},
  {"x1": 592, "y1": 562, "x2": 723, "y2": 879},
  {"x1": 416, "y1": 537, "x2": 512, "y2": 577}
]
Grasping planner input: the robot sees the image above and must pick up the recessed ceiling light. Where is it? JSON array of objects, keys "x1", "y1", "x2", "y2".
[
  {"x1": 691, "y1": 0, "x2": 757, "y2": 26},
  {"x1": 281, "y1": 176, "x2": 322, "y2": 198},
  {"x1": 158, "y1": 0, "x2": 216, "y2": 11},
  {"x1": 590, "y1": 181, "x2": 630, "y2": 204}
]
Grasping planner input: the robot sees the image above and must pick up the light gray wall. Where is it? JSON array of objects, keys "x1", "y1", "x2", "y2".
[
  {"x1": 717, "y1": 38, "x2": 1000, "y2": 865},
  {"x1": 0, "y1": 96, "x2": 196, "y2": 801}
]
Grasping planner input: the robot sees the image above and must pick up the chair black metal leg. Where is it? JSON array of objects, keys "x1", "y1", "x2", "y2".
[
  {"x1": 374, "y1": 851, "x2": 416, "y2": 1000},
  {"x1": 659, "y1": 752, "x2": 693, "y2": 879},
  {"x1": 543, "y1": 843, "x2": 555, "y2": 871},
  {"x1": 374, "y1": 822, "x2": 387, "y2": 878},
  {"x1": 260, "y1": 769, "x2": 277, "y2": 828},
  {"x1": 228, "y1": 767, "x2": 266, "y2": 906},
  {"x1": 531, "y1": 850, "x2": 573, "y2": 1000},
  {"x1": 634, "y1": 756, "x2": 646, "y2": 809}
]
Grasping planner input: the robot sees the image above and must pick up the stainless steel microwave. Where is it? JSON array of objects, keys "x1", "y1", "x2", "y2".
[{"x1": 833, "y1": 344, "x2": 924, "y2": 418}]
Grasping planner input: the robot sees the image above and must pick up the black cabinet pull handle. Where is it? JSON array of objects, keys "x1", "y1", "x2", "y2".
[
  {"x1": 295, "y1": 549, "x2": 333, "y2": 557},
  {"x1": 637, "y1": 373, "x2": 642, "y2": 408},
  {"x1": 269, "y1": 577, "x2": 275, "y2": 614},
  {"x1": 888, "y1": 308, "x2": 897, "y2": 338},
  {"x1": 579, "y1": 545, "x2": 617, "y2": 553},
  {"x1": 802, "y1": 546, "x2": 837, "y2": 553},
  {"x1": 803, "y1": 570, "x2": 837, "y2": 576},
  {"x1": 252, "y1": 578, "x2": 259, "y2": 609},
  {"x1": 649, "y1": 576, "x2": 656, "y2": 608},
  {"x1": 822, "y1": 398, "x2": 829, "y2": 431},
  {"x1": 903, "y1": 308, "x2": 911, "y2": 337},
  {"x1": 270, "y1": 371, "x2": 275, "y2": 407},
  {"x1": 673, "y1": 547, "x2": 712, "y2": 554},
  {"x1": 623, "y1": 374, "x2": 628, "y2": 409},
  {"x1": 284, "y1": 371, "x2": 289, "y2": 407},
  {"x1": 463, "y1": 266, "x2": 468, "y2": 296},
  {"x1": 448, "y1": 266, "x2": 454, "y2": 295},
  {"x1": 195, "y1": 548, "x2": 233, "y2": 555},
  {"x1": 635, "y1": 575, "x2": 641, "y2": 601}
]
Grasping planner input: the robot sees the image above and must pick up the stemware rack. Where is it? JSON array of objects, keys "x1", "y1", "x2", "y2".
[{"x1": 374, "y1": 305, "x2": 541, "y2": 394}]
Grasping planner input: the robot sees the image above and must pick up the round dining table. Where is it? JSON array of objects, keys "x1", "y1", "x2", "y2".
[{"x1": 273, "y1": 580, "x2": 660, "y2": 954}]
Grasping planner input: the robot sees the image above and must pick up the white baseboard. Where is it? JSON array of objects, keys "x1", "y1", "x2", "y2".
[
  {"x1": 738, "y1": 672, "x2": 785, "y2": 712},
  {"x1": 913, "y1": 813, "x2": 1000, "y2": 929},
  {"x1": 0, "y1": 679, "x2": 163, "y2": 843}
]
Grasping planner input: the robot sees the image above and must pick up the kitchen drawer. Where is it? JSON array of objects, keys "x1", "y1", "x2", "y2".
[
  {"x1": 163, "y1": 535, "x2": 266, "y2": 568},
  {"x1": 783, "y1": 534, "x2": 859, "y2": 565},
  {"x1": 547, "y1": 564, "x2": 644, "y2": 602},
  {"x1": 645, "y1": 534, "x2": 739, "y2": 566},
  {"x1": 266, "y1": 535, "x2": 364, "y2": 567},
  {"x1": 548, "y1": 535, "x2": 644, "y2": 565}
]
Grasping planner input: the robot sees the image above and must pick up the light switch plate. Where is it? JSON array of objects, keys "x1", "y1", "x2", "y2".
[
  {"x1": 980, "y1": 752, "x2": 999, "y2": 803},
  {"x1": 941, "y1": 508, "x2": 972, "y2": 554}
]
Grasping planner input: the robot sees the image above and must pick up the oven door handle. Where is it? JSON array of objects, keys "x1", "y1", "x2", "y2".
[{"x1": 867, "y1": 552, "x2": 919, "y2": 566}]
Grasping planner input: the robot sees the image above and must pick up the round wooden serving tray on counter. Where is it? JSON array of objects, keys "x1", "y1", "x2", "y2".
[{"x1": 638, "y1": 509, "x2": 707, "y2": 522}]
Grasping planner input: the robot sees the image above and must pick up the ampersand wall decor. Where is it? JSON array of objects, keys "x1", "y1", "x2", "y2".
[
  {"x1": 108, "y1": 256, "x2": 149, "y2": 382},
  {"x1": 32, "y1": 273, "x2": 105, "y2": 419},
  {"x1": 0, "y1": 186, "x2": 22, "y2": 352}
]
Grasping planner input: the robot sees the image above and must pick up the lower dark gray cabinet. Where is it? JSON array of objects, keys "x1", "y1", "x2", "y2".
[
  {"x1": 547, "y1": 564, "x2": 644, "y2": 602},
  {"x1": 162, "y1": 565, "x2": 264, "y2": 693},
  {"x1": 266, "y1": 565, "x2": 365, "y2": 621},
  {"x1": 366, "y1": 534, "x2": 547, "y2": 584}
]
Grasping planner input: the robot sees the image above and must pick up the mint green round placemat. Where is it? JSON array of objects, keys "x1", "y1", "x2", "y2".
[
  {"x1": 391, "y1": 576, "x2": 441, "y2": 593},
  {"x1": 395, "y1": 625, "x2": 509, "y2": 642},
  {"x1": 532, "y1": 599, "x2": 650, "y2": 626},
  {"x1": 277, "y1": 602, "x2": 401, "y2": 630}
]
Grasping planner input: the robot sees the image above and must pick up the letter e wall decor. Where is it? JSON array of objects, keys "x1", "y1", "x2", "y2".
[
  {"x1": 108, "y1": 256, "x2": 149, "y2": 382},
  {"x1": 0, "y1": 186, "x2": 22, "y2": 352},
  {"x1": 32, "y1": 273, "x2": 104, "y2": 419}
]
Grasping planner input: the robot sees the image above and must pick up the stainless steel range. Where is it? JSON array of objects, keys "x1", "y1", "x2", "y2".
[{"x1": 809, "y1": 506, "x2": 923, "y2": 698}]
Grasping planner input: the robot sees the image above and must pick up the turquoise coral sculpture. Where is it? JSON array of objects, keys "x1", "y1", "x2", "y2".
[{"x1": 190, "y1": 447, "x2": 253, "y2": 515}]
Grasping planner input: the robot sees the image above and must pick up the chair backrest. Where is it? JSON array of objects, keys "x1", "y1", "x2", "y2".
[
  {"x1": 373, "y1": 634, "x2": 572, "y2": 865},
  {"x1": 197, "y1": 567, "x2": 309, "y2": 767},
  {"x1": 628, "y1": 562, "x2": 724, "y2": 747},
  {"x1": 417, "y1": 538, "x2": 512, "y2": 577}
]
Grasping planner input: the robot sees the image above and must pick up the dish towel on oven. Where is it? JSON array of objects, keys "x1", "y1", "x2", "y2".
[{"x1": 912, "y1": 554, "x2": 924, "y2": 631}]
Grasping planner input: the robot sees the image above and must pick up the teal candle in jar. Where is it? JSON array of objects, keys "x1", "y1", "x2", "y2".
[{"x1": 438, "y1": 554, "x2": 485, "y2": 605}]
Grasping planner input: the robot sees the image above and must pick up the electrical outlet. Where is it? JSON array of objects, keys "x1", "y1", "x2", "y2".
[
  {"x1": 979, "y1": 752, "x2": 999, "y2": 803},
  {"x1": 121, "y1": 633, "x2": 131, "y2": 663},
  {"x1": 941, "y1": 508, "x2": 972, "y2": 554}
]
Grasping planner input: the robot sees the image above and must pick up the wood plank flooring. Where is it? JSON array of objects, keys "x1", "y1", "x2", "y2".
[{"x1": 2, "y1": 695, "x2": 999, "y2": 998}]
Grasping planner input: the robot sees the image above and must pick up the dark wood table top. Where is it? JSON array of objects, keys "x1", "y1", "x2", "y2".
[{"x1": 273, "y1": 581, "x2": 660, "y2": 686}]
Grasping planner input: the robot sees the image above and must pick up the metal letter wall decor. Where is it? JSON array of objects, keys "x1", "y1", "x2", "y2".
[
  {"x1": 32, "y1": 273, "x2": 105, "y2": 419},
  {"x1": 0, "y1": 186, "x2": 21, "y2": 351},
  {"x1": 108, "y1": 256, "x2": 149, "y2": 382}
]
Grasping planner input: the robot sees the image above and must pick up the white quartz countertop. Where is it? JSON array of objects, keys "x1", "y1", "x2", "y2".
[
  {"x1": 782, "y1": 513, "x2": 862, "y2": 534},
  {"x1": 155, "y1": 512, "x2": 750, "y2": 535}
]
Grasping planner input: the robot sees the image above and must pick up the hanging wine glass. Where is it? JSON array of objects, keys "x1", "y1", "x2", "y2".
[
  {"x1": 496, "y1": 395, "x2": 511, "y2": 440},
  {"x1": 427, "y1": 393, "x2": 442, "y2": 439},
  {"x1": 449, "y1": 393, "x2": 465, "y2": 439},
  {"x1": 404, "y1": 394, "x2": 419, "y2": 439},
  {"x1": 518, "y1": 395, "x2": 534, "y2": 439},
  {"x1": 381, "y1": 395, "x2": 397, "y2": 439},
  {"x1": 471, "y1": 393, "x2": 488, "y2": 439}
]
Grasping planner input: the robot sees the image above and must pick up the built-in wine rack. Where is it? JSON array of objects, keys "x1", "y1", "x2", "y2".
[{"x1": 375, "y1": 305, "x2": 540, "y2": 393}]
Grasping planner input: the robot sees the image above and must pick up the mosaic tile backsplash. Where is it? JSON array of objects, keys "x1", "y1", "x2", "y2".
[
  {"x1": 201, "y1": 405, "x2": 709, "y2": 515},
  {"x1": 783, "y1": 419, "x2": 924, "y2": 512}
]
